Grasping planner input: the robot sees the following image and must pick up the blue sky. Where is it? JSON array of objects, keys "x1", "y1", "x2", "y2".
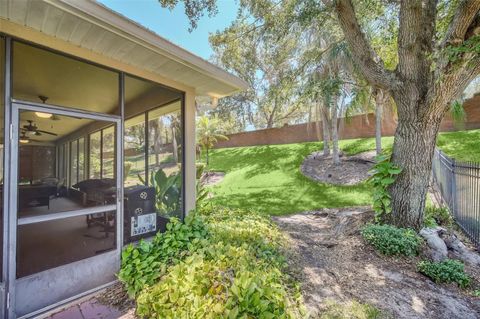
[{"x1": 99, "y1": 0, "x2": 239, "y2": 60}]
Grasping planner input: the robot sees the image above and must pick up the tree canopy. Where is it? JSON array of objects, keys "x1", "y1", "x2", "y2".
[{"x1": 160, "y1": 0, "x2": 480, "y2": 229}]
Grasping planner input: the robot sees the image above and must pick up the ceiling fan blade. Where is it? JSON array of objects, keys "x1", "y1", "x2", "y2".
[
  {"x1": 36, "y1": 130, "x2": 58, "y2": 136},
  {"x1": 34, "y1": 131, "x2": 42, "y2": 136}
]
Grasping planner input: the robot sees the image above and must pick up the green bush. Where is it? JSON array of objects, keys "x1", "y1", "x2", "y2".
[
  {"x1": 418, "y1": 259, "x2": 471, "y2": 288},
  {"x1": 361, "y1": 224, "x2": 422, "y2": 257},
  {"x1": 424, "y1": 206, "x2": 453, "y2": 228},
  {"x1": 120, "y1": 206, "x2": 305, "y2": 318},
  {"x1": 118, "y1": 214, "x2": 209, "y2": 297}
]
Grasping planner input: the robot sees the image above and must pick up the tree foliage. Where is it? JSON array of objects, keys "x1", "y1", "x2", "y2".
[
  {"x1": 196, "y1": 115, "x2": 228, "y2": 165},
  {"x1": 209, "y1": 2, "x2": 307, "y2": 129},
  {"x1": 163, "y1": 0, "x2": 480, "y2": 229}
]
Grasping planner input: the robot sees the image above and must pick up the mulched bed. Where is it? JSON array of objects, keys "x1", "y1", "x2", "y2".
[
  {"x1": 300, "y1": 151, "x2": 376, "y2": 185},
  {"x1": 273, "y1": 208, "x2": 480, "y2": 319}
]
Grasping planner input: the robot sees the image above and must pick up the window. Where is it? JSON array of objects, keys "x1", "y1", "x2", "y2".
[
  {"x1": 78, "y1": 138, "x2": 85, "y2": 182},
  {"x1": 68, "y1": 137, "x2": 86, "y2": 187},
  {"x1": 124, "y1": 75, "x2": 184, "y2": 219},
  {"x1": 89, "y1": 131, "x2": 101, "y2": 179},
  {"x1": 148, "y1": 100, "x2": 183, "y2": 218},
  {"x1": 70, "y1": 140, "x2": 78, "y2": 186},
  {"x1": 57, "y1": 143, "x2": 67, "y2": 183},
  {"x1": 124, "y1": 114, "x2": 146, "y2": 186},
  {"x1": 88, "y1": 127, "x2": 115, "y2": 180},
  {"x1": 102, "y1": 126, "x2": 115, "y2": 179}
]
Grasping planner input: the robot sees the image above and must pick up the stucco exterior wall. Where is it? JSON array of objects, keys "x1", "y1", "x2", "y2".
[
  {"x1": 184, "y1": 89, "x2": 196, "y2": 214},
  {"x1": 215, "y1": 96, "x2": 480, "y2": 148}
]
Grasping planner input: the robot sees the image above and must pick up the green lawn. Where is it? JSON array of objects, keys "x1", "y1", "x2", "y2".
[
  {"x1": 206, "y1": 139, "x2": 377, "y2": 215},
  {"x1": 437, "y1": 129, "x2": 480, "y2": 162},
  {"x1": 204, "y1": 129, "x2": 479, "y2": 215}
]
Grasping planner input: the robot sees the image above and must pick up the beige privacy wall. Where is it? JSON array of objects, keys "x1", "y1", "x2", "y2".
[{"x1": 215, "y1": 95, "x2": 480, "y2": 148}]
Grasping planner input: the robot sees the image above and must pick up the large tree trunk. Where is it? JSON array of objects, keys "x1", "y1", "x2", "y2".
[
  {"x1": 374, "y1": 89, "x2": 385, "y2": 155},
  {"x1": 388, "y1": 96, "x2": 445, "y2": 229},
  {"x1": 331, "y1": 0, "x2": 480, "y2": 230}
]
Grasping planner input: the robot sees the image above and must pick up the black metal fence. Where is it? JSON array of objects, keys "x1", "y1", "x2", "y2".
[{"x1": 432, "y1": 148, "x2": 480, "y2": 247}]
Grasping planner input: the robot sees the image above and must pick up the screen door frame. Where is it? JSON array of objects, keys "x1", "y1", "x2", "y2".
[{"x1": 7, "y1": 100, "x2": 123, "y2": 318}]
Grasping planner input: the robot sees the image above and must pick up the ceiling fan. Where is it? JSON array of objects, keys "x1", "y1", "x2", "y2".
[
  {"x1": 19, "y1": 131, "x2": 41, "y2": 144},
  {"x1": 21, "y1": 120, "x2": 58, "y2": 136}
]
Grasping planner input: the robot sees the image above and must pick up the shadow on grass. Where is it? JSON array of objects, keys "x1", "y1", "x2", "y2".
[
  {"x1": 211, "y1": 183, "x2": 372, "y2": 216},
  {"x1": 206, "y1": 139, "x2": 399, "y2": 215}
]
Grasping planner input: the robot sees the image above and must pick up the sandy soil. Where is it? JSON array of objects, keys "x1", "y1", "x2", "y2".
[
  {"x1": 301, "y1": 151, "x2": 376, "y2": 185},
  {"x1": 273, "y1": 208, "x2": 480, "y2": 319}
]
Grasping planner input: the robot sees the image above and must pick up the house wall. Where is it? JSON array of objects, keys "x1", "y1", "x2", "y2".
[
  {"x1": 215, "y1": 96, "x2": 480, "y2": 148},
  {"x1": 184, "y1": 89, "x2": 196, "y2": 214}
]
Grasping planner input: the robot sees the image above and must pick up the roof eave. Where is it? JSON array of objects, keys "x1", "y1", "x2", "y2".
[{"x1": 49, "y1": 0, "x2": 248, "y2": 94}]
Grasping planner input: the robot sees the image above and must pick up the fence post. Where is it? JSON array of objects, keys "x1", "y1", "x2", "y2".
[{"x1": 451, "y1": 158, "x2": 456, "y2": 220}]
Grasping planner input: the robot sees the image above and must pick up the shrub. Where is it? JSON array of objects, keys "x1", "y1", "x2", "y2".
[
  {"x1": 118, "y1": 213, "x2": 209, "y2": 297},
  {"x1": 120, "y1": 206, "x2": 305, "y2": 318},
  {"x1": 137, "y1": 243, "x2": 301, "y2": 318},
  {"x1": 368, "y1": 155, "x2": 402, "y2": 223},
  {"x1": 424, "y1": 206, "x2": 453, "y2": 228},
  {"x1": 361, "y1": 224, "x2": 422, "y2": 257},
  {"x1": 418, "y1": 259, "x2": 471, "y2": 288}
]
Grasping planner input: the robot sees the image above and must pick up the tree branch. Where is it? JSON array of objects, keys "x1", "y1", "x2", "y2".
[
  {"x1": 330, "y1": 0, "x2": 396, "y2": 91},
  {"x1": 397, "y1": 0, "x2": 437, "y2": 84},
  {"x1": 443, "y1": 0, "x2": 480, "y2": 46}
]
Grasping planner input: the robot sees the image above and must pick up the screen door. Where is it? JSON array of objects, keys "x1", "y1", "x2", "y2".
[{"x1": 7, "y1": 101, "x2": 123, "y2": 318}]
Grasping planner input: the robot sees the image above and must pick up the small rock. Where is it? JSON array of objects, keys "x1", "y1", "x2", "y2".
[
  {"x1": 442, "y1": 234, "x2": 480, "y2": 266},
  {"x1": 420, "y1": 227, "x2": 448, "y2": 262}
]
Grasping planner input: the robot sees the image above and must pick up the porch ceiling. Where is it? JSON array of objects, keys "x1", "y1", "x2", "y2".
[{"x1": 0, "y1": 0, "x2": 248, "y2": 98}]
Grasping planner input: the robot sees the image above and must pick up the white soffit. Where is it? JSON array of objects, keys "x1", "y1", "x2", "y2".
[{"x1": 0, "y1": 0, "x2": 248, "y2": 97}]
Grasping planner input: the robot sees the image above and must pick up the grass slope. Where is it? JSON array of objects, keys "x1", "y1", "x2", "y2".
[
  {"x1": 206, "y1": 139, "x2": 381, "y2": 215},
  {"x1": 205, "y1": 129, "x2": 479, "y2": 215},
  {"x1": 437, "y1": 129, "x2": 480, "y2": 162}
]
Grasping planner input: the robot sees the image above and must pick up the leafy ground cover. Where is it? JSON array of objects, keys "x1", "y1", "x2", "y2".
[
  {"x1": 418, "y1": 259, "x2": 471, "y2": 288},
  {"x1": 119, "y1": 206, "x2": 305, "y2": 318},
  {"x1": 361, "y1": 224, "x2": 422, "y2": 257}
]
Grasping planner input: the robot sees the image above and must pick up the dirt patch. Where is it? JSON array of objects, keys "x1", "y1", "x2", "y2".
[
  {"x1": 200, "y1": 171, "x2": 225, "y2": 186},
  {"x1": 96, "y1": 282, "x2": 135, "y2": 314},
  {"x1": 273, "y1": 208, "x2": 480, "y2": 319},
  {"x1": 301, "y1": 151, "x2": 376, "y2": 185}
]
